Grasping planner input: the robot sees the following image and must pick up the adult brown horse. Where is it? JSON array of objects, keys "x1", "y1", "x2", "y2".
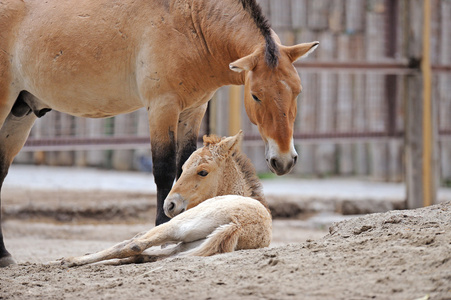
[{"x1": 0, "y1": 0, "x2": 318, "y2": 266}]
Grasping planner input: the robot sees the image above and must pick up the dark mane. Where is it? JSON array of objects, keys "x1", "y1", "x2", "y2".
[
  {"x1": 239, "y1": 0, "x2": 279, "y2": 68},
  {"x1": 231, "y1": 149, "x2": 270, "y2": 212}
]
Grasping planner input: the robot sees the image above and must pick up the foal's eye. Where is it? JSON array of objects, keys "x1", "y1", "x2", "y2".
[
  {"x1": 197, "y1": 170, "x2": 209, "y2": 177},
  {"x1": 252, "y1": 94, "x2": 261, "y2": 102}
]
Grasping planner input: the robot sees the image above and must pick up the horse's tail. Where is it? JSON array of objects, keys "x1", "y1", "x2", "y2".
[{"x1": 183, "y1": 222, "x2": 242, "y2": 256}]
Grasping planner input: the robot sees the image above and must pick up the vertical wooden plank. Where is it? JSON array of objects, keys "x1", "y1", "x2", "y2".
[
  {"x1": 133, "y1": 108, "x2": 152, "y2": 171},
  {"x1": 336, "y1": 35, "x2": 353, "y2": 175},
  {"x1": 44, "y1": 112, "x2": 58, "y2": 165},
  {"x1": 291, "y1": 0, "x2": 307, "y2": 30},
  {"x1": 74, "y1": 118, "x2": 87, "y2": 167},
  {"x1": 270, "y1": 0, "x2": 293, "y2": 44},
  {"x1": 405, "y1": 0, "x2": 425, "y2": 208},
  {"x1": 85, "y1": 118, "x2": 106, "y2": 167},
  {"x1": 438, "y1": 0, "x2": 451, "y2": 182},
  {"x1": 294, "y1": 29, "x2": 317, "y2": 175},
  {"x1": 315, "y1": 32, "x2": 337, "y2": 176},
  {"x1": 329, "y1": 0, "x2": 345, "y2": 33},
  {"x1": 307, "y1": 0, "x2": 329, "y2": 31},
  {"x1": 385, "y1": 0, "x2": 403, "y2": 181},
  {"x1": 294, "y1": 73, "x2": 316, "y2": 175},
  {"x1": 345, "y1": 0, "x2": 365, "y2": 33},
  {"x1": 214, "y1": 87, "x2": 230, "y2": 137},
  {"x1": 55, "y1": 113, "x2": 74, "y2": 166},
  {"x1": 421, "y1": 0, "x2": 436, "y2": 206},
  {"x1": 228, "y1": 85, "x2": 242, "y2": 136},
  {"x1": 112, "y1": 114, "x2": 134, "y2": 170},
  {"x1": 348, "y1": 33, "x2": 369, "y2": 176},
  {"x1": 366, "y1": 4, "x2": 388, "y2": 180},
  {"x1": 270, "y1": 0, "x2": 291, "y2": 28}
]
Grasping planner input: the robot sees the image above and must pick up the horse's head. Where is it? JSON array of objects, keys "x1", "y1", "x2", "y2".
[
  {"x1": 163, "y1": 132, "x2": 243, "y2": 218},
  {"x1": 229, "y1": 41, "x2": 319, "y2": 175}
]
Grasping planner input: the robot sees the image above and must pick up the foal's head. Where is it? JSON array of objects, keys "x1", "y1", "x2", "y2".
[
  {"x1": 164, "y1": 131, "x2": 263, "y2": 218},
  {"x1": 230, "y1": 40, "x2": 319, "y2": 175}
]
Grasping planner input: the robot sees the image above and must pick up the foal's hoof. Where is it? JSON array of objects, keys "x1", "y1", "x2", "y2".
[
  {"x1": 0, "y1": 255, "x2": 17, "y2": 268},
  {"x1": 50, "y1": 257, "x2": 77, "y2": 268}
]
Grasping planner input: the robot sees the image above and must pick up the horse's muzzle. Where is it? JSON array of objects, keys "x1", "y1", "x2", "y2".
[
  {"x1": 163, "y1": 193, "x2": 187, "y2": 218},
  {"x1": 267, "y1": 154, "x2": 298, "y2": 175},
  {"x1": 265, "y1": 138, "x2": 298, "y2": 175}
]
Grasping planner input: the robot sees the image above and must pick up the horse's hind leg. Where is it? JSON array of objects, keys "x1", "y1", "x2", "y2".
[{"x1": 0, "y1": 109, "x2": 37, "y2": 267}]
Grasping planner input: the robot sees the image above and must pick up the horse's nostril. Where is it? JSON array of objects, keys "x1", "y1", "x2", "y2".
[
  {"x1": 270, "y1": 158, "x2": 278, "y2": 170},
  {"x1": 168, "y1": 201, "x2": 175, "y2": 211},
  {"x1": 293, "y1": 155, "x2": 298, "y2": 165}
]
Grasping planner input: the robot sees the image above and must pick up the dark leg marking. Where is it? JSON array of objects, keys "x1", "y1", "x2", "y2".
[
  {"x1": 176, "y1": 133, "x2": 197, "y2": 179},
  {"x1": 152, "y1": 130, "x2": 176, "y2": 226}
]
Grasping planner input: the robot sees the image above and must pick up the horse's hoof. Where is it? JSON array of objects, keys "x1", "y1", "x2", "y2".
[{"x1": 0, "y1": 255, "x2": 17, "y2": 267}]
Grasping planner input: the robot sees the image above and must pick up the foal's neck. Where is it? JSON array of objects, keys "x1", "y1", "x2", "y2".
[{"x1": 220, "y1": 153, "x2": 270, "y2": 212}]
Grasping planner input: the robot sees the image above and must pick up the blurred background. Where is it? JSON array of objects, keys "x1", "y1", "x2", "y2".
[{"x1": 13, "y1": 0, "x2": 451, "y2": 205}]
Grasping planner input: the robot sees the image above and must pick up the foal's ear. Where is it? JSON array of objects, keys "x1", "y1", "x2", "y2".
[
  {"x1": 229, "y1": 52, "x2": 258, "y2": 73},
  {"x1": 218, "y1": 130, "x2": 243, "y2": 157},
  {"x1": 284, "y1": 41, "x2": 319, "y2": 62}
]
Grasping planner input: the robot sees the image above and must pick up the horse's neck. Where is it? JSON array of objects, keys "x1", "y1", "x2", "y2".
[{"x1": 174, "y1": 0, "x2": 264, "y2": 86}]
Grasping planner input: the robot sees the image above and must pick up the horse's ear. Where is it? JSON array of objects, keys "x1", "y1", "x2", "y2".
[
  {"x1": 229, "y1": 52, "x2": 258, "y2": 73},
  {"x1": 218, "y1": 130, "x2": 243, "y2": 157},
  {"x1": 284, "y1": 41, "x2": 319, "y2": 62}
]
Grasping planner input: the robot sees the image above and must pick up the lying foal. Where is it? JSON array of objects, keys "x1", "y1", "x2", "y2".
[{"x1": 61, "y1": 131, "x2": 271, "y2": 266}]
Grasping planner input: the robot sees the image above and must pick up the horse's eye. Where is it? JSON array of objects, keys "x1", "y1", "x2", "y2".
[
  {"x1": 252, "y1": 94, "x2": 261, "y2": 102},
  {"x1": 197, "y1": 170, "x2": 208, "y2": 177}
]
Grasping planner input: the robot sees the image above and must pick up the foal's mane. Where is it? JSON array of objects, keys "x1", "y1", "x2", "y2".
[
  {"x1": 238, "y1": 0, "x2": 279, "y2": 68},
  {"x1": 203, "y1": 135, "x2": 269, "y2": 211}
]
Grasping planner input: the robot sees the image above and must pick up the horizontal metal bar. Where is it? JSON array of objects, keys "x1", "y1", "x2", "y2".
[
  {"x1": 294, "y1": 61, "x2": 414, "y2": 74},
  {"x1": 243, "y1": 131, "x2": 404, "y2": 140},
  {"x1": 21, "y1": 129, "x2": 451, "y2": 152},
  {"x1": 22, "y1": 136, "x2": 150, "y2": 152},
  {"x1": 294, "y1": 61, "x2": 451, "y2": 74}
]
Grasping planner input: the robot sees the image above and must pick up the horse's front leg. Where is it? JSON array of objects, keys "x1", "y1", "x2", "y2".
[
  {"x1": 176, "y1": 103, "x2": 208, "y2": 179},
  {"x1": 148, "y1": 101, "x2": 181, "y2": 226}
]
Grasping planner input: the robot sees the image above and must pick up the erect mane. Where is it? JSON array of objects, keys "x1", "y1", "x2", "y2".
[
  {"x1": 203, "y1": 134, "x2": 223, "y2": 146},
  {"x1": 231, "y1": 149, "x2": 269, "y2": 211},
  {"x1": 238, "y1": 0, "x2": 279, "y2": 68},
  {"x1": 203, "y1": 134, "x2": 269, "y2": 211}
]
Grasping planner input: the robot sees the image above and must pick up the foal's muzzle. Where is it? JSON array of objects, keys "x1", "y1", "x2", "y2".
[{"x1": 163, "y1": 193, "x2": 187, "y2": 218}]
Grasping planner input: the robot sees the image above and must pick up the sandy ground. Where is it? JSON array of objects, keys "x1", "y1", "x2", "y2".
[{"x1": 0, "y1": 185, "x2": 450, "y2": 299}]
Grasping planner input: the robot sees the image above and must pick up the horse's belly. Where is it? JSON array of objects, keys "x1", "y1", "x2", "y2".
[{"x1": 13, "y1": 0, "x2": 146, "y2": 117}]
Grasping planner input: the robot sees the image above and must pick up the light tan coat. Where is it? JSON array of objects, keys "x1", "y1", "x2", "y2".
[{"x1": 61, "y1": 132, "x2": 272, "y2": 266}]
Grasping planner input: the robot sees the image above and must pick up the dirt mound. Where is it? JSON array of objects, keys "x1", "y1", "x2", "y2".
[{"x1": 1, "y1": 201, "x2": 450, "y2": 300}]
